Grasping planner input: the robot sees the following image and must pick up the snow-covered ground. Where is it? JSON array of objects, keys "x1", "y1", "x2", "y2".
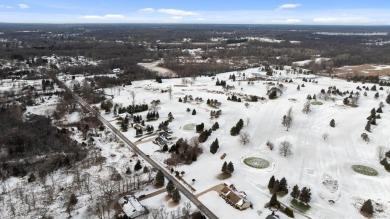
[
  {"x1": 138, "y1": 60, "x2": 178, "y2": 77},
  {"x1": 99, "y1": 66, "x2": 390, "y2": 219},
  {"x1": 2, "y1": 65, "x2": 390, "y2": 219}
]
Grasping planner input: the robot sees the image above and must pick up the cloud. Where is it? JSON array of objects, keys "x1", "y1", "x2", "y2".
[
  {"x1": 278, "y1": 4, "x2": 301, "y2": 9},
  {"x1": 157, "y1": 9, "x2": 197, "y2": 16},
  {"x1": 139, "y1": 8, "x2": 155, "y2": 13},
  {"x1": 18, "y1": 4, "x2": 30, "y2": 9},
  {"x1": 171, "y1": 16, "x2": 183, "y2": 20},
  {"x1": 197, "y1": 18, "x2": 205, "y2": 21},
  {"x1": 0, "y1": 5, "x2": 13, "y2": 9},
  {"x1": 82, "y1": 14, "x2": 125, "y2": 20},
  {"x1": 271, "y1": 19, "x2": 302, "y2": 24}
]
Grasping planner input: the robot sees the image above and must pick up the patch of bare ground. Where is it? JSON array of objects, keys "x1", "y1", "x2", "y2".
[{"x1": 334, "y1": 64, "x2": 390, "y2": 77}]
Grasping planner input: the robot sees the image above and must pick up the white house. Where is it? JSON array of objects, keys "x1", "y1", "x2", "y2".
[{"x1": 118, "y1": 195, "x2": 145, "y2": 218}]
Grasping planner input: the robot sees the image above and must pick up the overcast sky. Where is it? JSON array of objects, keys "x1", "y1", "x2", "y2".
[{"x1": 1, "y1": 0, "x2": 390, "y2": 25}]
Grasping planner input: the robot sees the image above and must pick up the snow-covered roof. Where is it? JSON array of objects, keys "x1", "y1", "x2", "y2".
[{"x1": 118, "y1": 195, "x2": 145, "y2": 218}]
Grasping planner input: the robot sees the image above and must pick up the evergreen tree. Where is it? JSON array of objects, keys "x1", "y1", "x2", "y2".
[
  {"x1": 371, "y1": 117, "x2": 377, "y2": 125},
  {"x1": 155, "y1": 170, "x2": 165, "y2": 187},
  {"x1": 273, "y1": 180, "x2": 280, "y2": 193},
  {"x1": 212, "y1": 122, "x2": 219, "y2": 131},
  {"x1": 299, "y1": 187, "x2": 312, "y2": 203},
  {"x1": 387, "y1": 94, "x2": 390, "y2": 104},
  {"x1": 162, "y1": 144, "x2": 168, "y2": 152},
  {"x1": 330, "y1": 119, "x2": 335, "y2": 127},
  {"x1": 268, "y1": 176, "x2": 275, "y2": 189},
  {"x1": 365, "y1": 122, "x2": 371, "y2": 132},
  {"x1": 134, "y1": 160, "x2": 142, "y2": 171},
  {"x1": 230, "y1": 126, "x2": 238, "y2": 136},
  {"x1": 210, "y1": 138, "x2": 219, "y2": 154},
  {"x1": 371, "y1": 108, "x2": 376, "y2": 116},
  {"x1": 221, "y1": 161, "x2": 227, "y2": 173},
  {"x1": 172, "y1": 188, "x2": 181, "y2": 203},
  {"x1": 192, "y1": 109, "x2": 196, "y2": 115},
  {"x1": 290, "y1": 185, "x2": 300, "y2": 199},
  {"x1": 361, "y1": 199, "x2": 374, "y2": 216},
  {"x1": 227, "y1": 162, "x2": 234, "y2": 174},
  {"x1": 279, "y1": 177, "x2": 288, "y2": 193},
  {"x1": 377, "y1": 107, "x2": 383, "y2": 113},
  {"x1": 269, "y1": 193, "x2": 279, "y2": 207},
  {"x1": 166, "y1": 180, "x2": 175, "y2": 196},
  {"x1": 284, "y1": 207, "x2": 294, "y2": 218},
  {"x1": 375, "y1": 92, "x2": 379, "y2": 99}
]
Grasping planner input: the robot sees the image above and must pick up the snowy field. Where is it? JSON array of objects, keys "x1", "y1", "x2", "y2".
[
  {"x1": 100, "y1": 66, "x2": 390, "y2": 219},
  {"x1": 1, "y1": 65, "x2": 390, "y2": 219}
]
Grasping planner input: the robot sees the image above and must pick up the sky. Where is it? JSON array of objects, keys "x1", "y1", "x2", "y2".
[{"x1": 1, "y1": 0, "x2": 390, "y2": 25}]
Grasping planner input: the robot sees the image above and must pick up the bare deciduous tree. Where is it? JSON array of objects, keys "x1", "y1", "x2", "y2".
[
  {"x1": 239, "y1": 132, "x2": 250, "y2": 145},
  {"x1": 279, "y1": 141, "x2": 292, "y2": 157},
  {"x1": 282, "y1": 107, "x2": 293, "y2": 131},
  {"x1": 168, "y1": 85, "x2": 172, "y2": 100},
  {"x1": 302, "y1": 101, "x2": 311, "y2": 114},
  {"x1": 377, "y1": 146, "x2": 386, "y2": 161}
]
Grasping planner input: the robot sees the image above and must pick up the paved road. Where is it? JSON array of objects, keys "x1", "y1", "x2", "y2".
[{"x1": 61, "y1": 82, "x2": 219, "y2": 219}]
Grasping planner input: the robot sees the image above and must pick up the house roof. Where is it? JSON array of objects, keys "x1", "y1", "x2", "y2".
[
  {"x1": 221, "y1": 186, "x2": 230, "y2": 194},
  {"x1": 118, "y1": 195, "x2": 144, "y2": 217}
]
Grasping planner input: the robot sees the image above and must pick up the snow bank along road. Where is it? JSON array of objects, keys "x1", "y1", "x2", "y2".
[{"x1": 61, "y1": 81, "x2": 219, "y2": 219}]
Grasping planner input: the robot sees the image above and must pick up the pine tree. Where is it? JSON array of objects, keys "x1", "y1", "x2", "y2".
[
  {"x1": 365, "y1": 122, "x2": 371, "y2": 132},
  {"x1": 192, "y1": 109, "x2": 196, "y2": 115},
  {"x1": 268, "y1": 176, "x2": 275, "y2": 189},
  {"x1": 361, "y1": 199, "x2": 374, "y2": 216},
  {"x1": 371, "y1": 117, "x2": 377, "y2": 125},
  {"x1": 210, "y1": 138, "x2": 219, "y2": 154},
  {"x1": 172, "y1": 188, "x2": 181, "y2": 203},
  {"x1": 284, "y1": 207, "x2": 294, "y2": 218},
  {"x1": 377, "y1": 107, "x2": 383, "y2": 113},
  {"x1": 279, "y1": 177, "x2": 288, "y2": 193},
  {"x1": 387, "y1": 94, "x2": 390, "y2": 104},
  {"x1": 155, "y1": 170, "x2": 165, "y2": 187},
  {"x1": 375, "y1": 92, "x2": 379, "y2": 99},
  {"x1": 162, "y1": 144, "x2": 168, "y2": 152},
  {"x1": 299, "y1": 187, "x2": 312, "y2": 203},
  {"x1": 290, "y1": 185, "x2": 300, "y2": 199},
  {"x1": 166, "y1": 180, "x2": 175, "y2": 196},
  {"x1": 227, "y1": 162, "x2": 234, "y2": 174},
  {"x1": 221, "y1": 161, "x2": 227, "y2": 173},
  {"x1": 134, "y1": 160, "x2": 142, "y2": 171},
  {"x1": 273, "y1": 180, "x2": 280, "y2": 192},
  {"x1": 330, "y1": 119, "x2": 335, "y2": 127},
  {"x1": 212, "y1": 122, "x2": 219, "y2": 131},
  {"x1": 269, "y1": 193, "x2": 279, "y2": 207}
]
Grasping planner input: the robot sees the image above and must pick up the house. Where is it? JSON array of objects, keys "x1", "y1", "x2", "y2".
[
  {"x1": 112, "y1": 68, "x2": 124, "y2": 75},
  {"x1": 158, "y1": 131, "x2": 172, "y2": 140},
  {"x1": 118, "y1": 195, "x2": 145, "y2": 218},
  {"x1": 153, "y1": 136, "x2": 168, "y2": 146},
  {"x1": 266, "y1": 211, "x2": 280, "y2": 219},
  {"x1": 219, "y1": 183, "x2": 252, "y2": 210}
]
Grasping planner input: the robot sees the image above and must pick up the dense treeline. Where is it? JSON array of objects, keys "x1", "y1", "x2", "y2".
[{"x1": 0, "y1": 105, "x2": 86, "y2": 179}]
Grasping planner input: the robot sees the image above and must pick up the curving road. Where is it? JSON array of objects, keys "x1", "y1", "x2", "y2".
[{"x1": 61, "y1": 81, "x2": 218, "y2": 219}]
